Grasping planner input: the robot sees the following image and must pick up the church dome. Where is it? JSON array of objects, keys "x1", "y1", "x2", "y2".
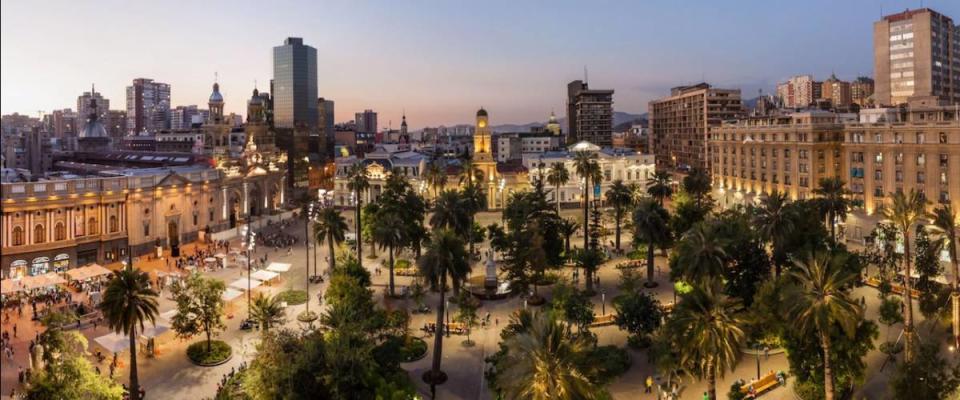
[
  {"x1": 477, "y1": 108, "x2": 488, "y2": 117},
  {"x1": 80, "y1": 117, "x2": 107, "y2": 138},
  {"x1": 209, "y1": 83, "x2": 223, "y2": 103},
  {"x1": 249, "y1": 88, "x2": 263, "y2": 105}
]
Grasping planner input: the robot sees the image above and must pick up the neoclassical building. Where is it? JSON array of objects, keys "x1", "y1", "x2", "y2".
[{"x1": 0, "y1": 84, "x2": 287, "y2": 279}]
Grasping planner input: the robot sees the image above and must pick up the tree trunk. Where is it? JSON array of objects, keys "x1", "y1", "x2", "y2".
[
  {"x1": 953, "y1": 254, "x2": 959, "y2": 350},
  {"x1": 585, "y1": 267, "x2": 594, "y2": 294},
  {"x1": 615, "y1": 209, "x2": 622, "y2": 253},
  {"x1": 356, "y1": 203, "x2": 362, "y2": 261},
  {"x1": 469, "y1": 214, "x2": 476, "y2": 257},
  {"x1": 128, "y1": 327, "x2": 139, "y2": 399},
  {"x1": 829, "y1": 212, "x2": 836, "y2": 243},
  {"x1": 328, "y1": 236, "x2": 336, "y2": 272},
  {"x1": 646, "y1": 241, "x2": 655, "y2": 286},
  {"x1": 431, "y1": 268, "x2": 446, "y2": 377},
  {"x1": 206, "y1": 328, "x2": 212, "y2": 352},
  {"x1": 822, "y1": 333, "x2": 835, "y2": 400},
  {"x1": 388, "y1": 245, "x2": 395, "y2": 297},
  {"x1": 583, "y1": 180, "x2": 590, "y2": 251},
  {"x1": 903, "y1": 232, "x2": 915, "y2": 361},
  {"x1": 556, "y1": 183, "x2": 562, "y2": 213},
  {"x1": 706, "y1": 358, "x2": 716, "y2": 400}
]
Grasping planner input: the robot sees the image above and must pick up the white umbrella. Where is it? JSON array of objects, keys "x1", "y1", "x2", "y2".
[
  {"x1": 222, "y1": 288, "x2": 244, "y2": 301},
  {"x1": 1, "y1": 279, "x2": 25, "y2": 295},
  {"x1": 94, "y1": 332, "x2": 131, "y2": 353},
  {"x1": 250, "y1": 270, "x2": 279, "y2": 282},
  {"x1": 229, "y1": 278, "x2": 262, "y2": 290},
  {"x1": 266, "y1": 262, "x2": 291, "y2": 273}
]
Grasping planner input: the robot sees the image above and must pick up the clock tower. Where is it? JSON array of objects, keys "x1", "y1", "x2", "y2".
[{"x1": 472, "y1": 107, "x2": 498, "y2": 209}]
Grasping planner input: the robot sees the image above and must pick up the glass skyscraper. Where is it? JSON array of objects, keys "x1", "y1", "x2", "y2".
[{"x1": 272, "y1": 37, "x2": 318, "y2": 128}]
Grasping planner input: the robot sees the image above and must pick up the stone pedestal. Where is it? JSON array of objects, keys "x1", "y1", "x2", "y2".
[{"x1": 484, "y1": 248, "x2": 497, "y2": 289}]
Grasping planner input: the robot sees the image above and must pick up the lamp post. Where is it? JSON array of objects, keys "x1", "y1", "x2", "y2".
[
  {"x1": 755, "y1": 343, "x2": 762, "y2": 380},
  {"x1": 601, "y1": 290, "x2": 606, "y2": 316},
  {"x1": 305, "y1": 202, "x2": 314, "y2": 317},
  {"x1": 242, "y1": 225, "x2": 256, "y2": 324},
  {"x1": 445, "y1": 299, "x2": 450, "y2": 338}
]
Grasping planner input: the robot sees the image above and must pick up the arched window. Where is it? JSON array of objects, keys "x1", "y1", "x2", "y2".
[
  {"x1": 88, "y1": 217, "x2": 98, "y2": 235},
  {"x1": 12, "y1": 226, "x2": 24, "y2": 246},
  {"x1": 109, "y1": 215, "x2": 118, "y2": 233},
  {"x1": 54, "y1": 222, "x2": 66, "y2": 241},
  {"x1": 34, "y1": 224, "x2": 45, "y2": 244}
]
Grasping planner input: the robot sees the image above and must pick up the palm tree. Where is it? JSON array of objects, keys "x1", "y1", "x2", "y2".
[
  {"x1": 783, "y1": 251, "x2": 862, "y2": 400},
  {"x1": 424, "y1": 161, "x2": 448, "y2": 202},
  {"x1": 496, "y1": 311, "x2": 604, "y2": 400},
  {"x1": 606, "y1": 179, "x2": 634, "y2": 253},
  {"x1": 813, "y1": 177, "x2": 850, "y2": 243},
  {"x1": 879, "y1": 189, "x2": 928, "y2": 361},
  {"x1": 431, "y1": 190, "x2": 469, "y2": 235},
  {"x1": 372, "y1": 212, "x2": 405, "y2": 297},
  {"x1": 460, "y1": 183, "x2": 487, "y2": 256},
  {"x1": 633, "y1": 199, "x2": 670, "y2": 288},
  {"x1": 647, "y1": 170, "x2": 673, "y2": 207},
  {"x1": 99, "y1": 266, "x2": 159, "y2": 398},
  {"x1": 559, "y1": 219, "x2": 579, "y2": 256},
  {"x1": 928, "y1": 204, "x2": 959, "y2": 349},
  {"x1": 458, "y1": 157, "x2": 483, "y2": 187},
  {"x1": 346, "y1": 163, "x2": 370, "y2": 261},
  {"x1": 682, "y1": 167, "x2": 712, "y2": 208},
  {"x1": 665, "y1": 282, "x2": 745, "y2": 400},
  {"x1": 547, "y1": 162, "x2": 570, "y2": 213},
  {"x1": 314, "y1": 207, "x2": 347, "y2": 273},
  {"x1": 249, "y1": 293, "x2": 286, "y2": 332},
  {"x1": 575, "y1": 247, "x2": 605, "y2": 295},
  {"x1": 752, "y1": 191, "x2": 796, "y2": 276},
  {"x1": 674, "y1": 223, "x2": 728, "y2": 286},
  {"x1": 418, "y1": 229, "x2": 471, "y2": 389},
  {"x1": 573, "y1": 150, "x2": 601, "y2": 251}
]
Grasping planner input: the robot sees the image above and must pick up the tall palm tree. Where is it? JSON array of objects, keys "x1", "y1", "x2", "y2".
[
  {"x1": 424, "y1": 161, "x2": 448, "y2": 202},
  {"x1": 314, "y1": 207, "x2": 347, "y2": 273},
  {"x1": 346, "y1": 163, "x2": 370, "y2": 261},
  {"x1": 928, "y1": 204, "x2": 959, "y2": 349},
  {"x1": 418, "y1": 229, "x2": 471, "y2": 389},
  {"x1": 99, "y1": 266, "x2": 159, "y2": 398},
  {"x1": 605, "y1": 179, "x2": 634, "y2": 253},
  {"x1": 783, "y1": 251, "x2": 862, "y2": 400},
  {"x1": 559, "y1": 219, "x2": 579, "y2": 256},
  {"x1": 249, "y1": 293, "x2": 286, "y2": 332},
  {"x1": 752, "y1": 191, "x2": 796, "y2": 276},
  {"x1": 496, "y1": 311, "x2": 604, "y2": 400},
  {"x1": 430, "y1": 190, "x2": 469, "y2": 234},
  {"x1": 460, "y1": 184, "x2": 487, "y2": 256},
  {"x1": 372, "y1": 212, "x2": 405, "y2": 297},
  {"x1": 879, "y1": 189, "x2": 928, "y2": 361},
  {"x1": 633, "y1": 199, "x2": 670, "y2": 288},
  {"x1": 547, "y1": 162, "x2": 570, "y2": 213},
  {"x1": 681, "y1": 167, "x2": 712, "y2": 208},
  {"x1": 674, "y1": 223, "x2": 728, "y2": 286},
  {"x1": 665, "y1": 282, "x2": 745, "y2": 400},
  {"x1": 458, "y1": 157, "x2": 483, "y2": 187},
  {"x1": 813, "y1": 177, "x2": 850, "y2": 243},
  {"x1": 573, "y1": 151, "x2": 601, "y2": 251},
  {"x1": 647, "y1": 170, "x2": 673, "y2": 207}
]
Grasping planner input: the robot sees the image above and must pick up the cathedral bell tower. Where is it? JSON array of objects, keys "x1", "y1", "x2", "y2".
[{"x1": 472, "y1": 107, "x2": 498, "y2": 209}]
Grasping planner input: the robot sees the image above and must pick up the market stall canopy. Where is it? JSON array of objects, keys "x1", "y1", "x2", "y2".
[
  {"x1": 22, "y1": 273, "x2": 66, "y2": 290},
  {"x1": 250, "y1": 270, "x2": 279, "y2": 282},
  {"x1": 158, "y1": 310, "x2": 178, "y2": 321},
  {"x1": 1, "y1": 279, "x2": 25, "y2": 295},
  {"x1": 94, "y1": 332, "x2": 131, "y2": 353},
  {"x1": 141, "y1": 323, "x2": 170, "y2": 339},
  {"x1": 229, "y1": 278, "x2": 262, "y2": 290},
  {"x1": 266, "y1": 262, "x2": 291, "y2": 273},
  {"x1": 204, "y1": 257, "x2": 217, "y2": 263},
  {"x1": 222, "y1": 288, "x2": 244, "y2": 301},
  {"x1": 66, "y1": 264, "x2": 113, "y2": 281},
  {"x1": 215, "y1": 253, "x2": 227, "y2": 259}
]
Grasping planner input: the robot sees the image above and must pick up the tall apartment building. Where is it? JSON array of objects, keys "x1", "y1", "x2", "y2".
[
  {"x1": 170, "y1": 105, "x2": 207, "y2": 130},
  {"x1": 851, "y1": 77, "x2": 876, "y2": 106},
  {"x1": 125, "y1": 78, "x2": 171, "y2": 134},
  {"x1": 272, "y1": 37, "x2": 318, "y2": 128},
  {"x1": 776, "y1": 75, "x2": 823, "y2": 108},
  {"x1": 106, "y1": 110, "x2": 127, "y2": 140},
  {"x1": 566, "y1": 80, "x2": 614, "y2": 146},
  {"x1": 709, "y1": 111, "x2": 846, "y2": 206},
  {"x1": 822, "y1": 74, "x2": 853, "y2": 109},
  {"x1": 45, "y1": 109, "x2": 79, "y2": 140},
  {"x1": 649, "y1": 83, "x2": 742, "y2": 172},
  {"x1": 77, "y1": 86, "x2": 109, "y2": 123},
  {"x1": 874, "y1": 8, "x2": 960, "y2": 106},
  {"x1": 318, "y1": 98, "x2": 335, "y2": 149},
  {"x1": 355, "y1": 109, "x2": 378, "y2": 137}
]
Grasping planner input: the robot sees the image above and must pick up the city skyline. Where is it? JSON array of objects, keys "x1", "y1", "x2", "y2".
[{"x1": 2, "y1": 0, "x2": 959, "y2": 129}]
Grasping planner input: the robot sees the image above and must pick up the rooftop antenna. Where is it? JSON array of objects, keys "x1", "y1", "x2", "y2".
[
  {"x1": 214, "y1": 71, "x2": 219, "y2": 84},
  {"x1": 254, "y1": 79, "x2": 257, "y2": 90}
]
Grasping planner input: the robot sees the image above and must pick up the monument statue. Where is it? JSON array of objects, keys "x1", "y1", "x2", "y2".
[{"x1": 484, "y1": 248, "x2": 497, "y2": 289}]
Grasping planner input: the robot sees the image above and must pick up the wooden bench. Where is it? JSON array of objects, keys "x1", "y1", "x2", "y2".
[
  {"x1": 588, "y1": 314, "x2": 616, "y2": 328},
  {"x1": 739, "y1": 372, "x2": 780, "y2": 398}
]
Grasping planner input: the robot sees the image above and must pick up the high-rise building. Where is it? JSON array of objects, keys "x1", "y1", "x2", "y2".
[
  {"x1": 318, "y1": 98, "x2": 335, "y2": 142},
  {"x1": 272, "y1": 37, "x2": 318, "y2": 128},
  {"x1": 776, "y1": 75, "x2": 822, "y2": 108},
  {"x1": 170, "y1": 105, "x2": 206, "y2": 130},
  {"x1": 45, "y1": 109, "x2": 79, "y2": 140},
  {"x1": 874, "y1": 8, "x2": 959, "y2": 106},
  {"x1": 821, "y1": 74, "x2": 853, "y2": 109},
  {"x1": 105, "y1": 110, "x2": 127, "y2": 140},
  {"x1": 125, "y1": 78, "x2": 171, "y2": 134},
  {"x1": 566, "y1": 80, "x2": 614, "y2": 146},
  {"x1": 649, "y1": 83, "x2": 742, "y2": 172},
  {"x1": 77, "y1": 85, "x2": 109, "y2": 124},
  {"x1": 355, "y1": 109, "x2": 377, "y2": 138},
  {"x1": 851, "y1": 77, "x2": 876, "y2": 106}
]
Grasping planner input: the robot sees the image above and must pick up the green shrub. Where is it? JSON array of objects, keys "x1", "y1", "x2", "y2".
[
  {"x1": 187, "y1": 340, "x2": 232, "y2": 365},
  {"x1": 584, "y1": 345, "x2": 631, "y2": 384},
  {"x1": 395, "y1": 259, "x2": 412, "y2": 270},
  {"x1": 727, "y1": 381, "x2": 746, "y2": 400},
  {"x1": 373, "y1": 335, "x2": 428, "y2": 368},
  {"x1": 276, "y1": 289, "x2": 308, "y2": 305}
]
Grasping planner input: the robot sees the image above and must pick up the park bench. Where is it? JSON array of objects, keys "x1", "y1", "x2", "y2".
[
  {"x1": 739, "y1": 371, "x2": 780, "y2": 398},
  {"x1": 588, "y1": 314, "x2": 616, "y2": 328}
]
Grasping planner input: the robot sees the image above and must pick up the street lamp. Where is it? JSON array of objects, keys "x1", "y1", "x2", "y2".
[
  {"x1": 242, "y1": 225, "x2": 256, "y2": 324},
  {"x1": 445, "y1": 299, "x2": 450, "y2": 337},
  {"x1": 755, "y1": 343, "x2": 762, "y2": 380},
  {"x1": 601, "y1": 290, "x2": 606, "y2": 316}
]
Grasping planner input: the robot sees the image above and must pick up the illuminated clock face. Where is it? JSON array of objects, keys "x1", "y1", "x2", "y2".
[{"x1": 478, "y1": 120, "x2": 486, "y2": 128}]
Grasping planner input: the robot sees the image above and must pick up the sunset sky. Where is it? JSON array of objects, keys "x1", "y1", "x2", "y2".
[{"x1": 2, "y1": 0, "x2": 958, "y2": 129}]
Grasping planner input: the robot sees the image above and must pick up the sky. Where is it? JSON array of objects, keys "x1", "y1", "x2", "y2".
[{"x1": 2, "y1": 0, "x2": 959, "y2": 130}]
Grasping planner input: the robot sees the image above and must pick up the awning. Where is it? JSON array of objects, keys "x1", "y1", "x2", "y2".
[
  {"x1": 21, "y1": 272, "x2": 66, "y2": 290},
  {"x1": 158, "y1": 309, "x2": 178, "y2": 321},
  {"x1": 266, "y1": 262, "x2": 291, "y2": 273},
  {"x1": 94, "y1": 332, "x2": 131, "y2": 353},
  {"x1": 229, "y1": 278, "x2": 262, "y2": 290},
  {"x1": 66, "y1": 264, "x2": 113, "y2": 281},
  {"x1": 1, "y1": 279, "x2": 25, "y2": 295},
  {"x1": 215, "y1": 253, "x2": 227, "y2": 259},
  {"x1": 141, "y1": 323, "x2": 170, "y2": 339},
  {"x1": 250, "y1": 270, "x2": 279, "y2": 281},
  {"x1": 222, "y1": 288, "x2": 244, "y2": 302},
  {"x1": 204, "y1": 257, "x2": 217, "y2": 263}
]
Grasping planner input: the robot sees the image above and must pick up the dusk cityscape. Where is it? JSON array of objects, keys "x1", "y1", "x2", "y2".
[{"x1": 2, "y1": 1, "x2": 960, "y2": 399}]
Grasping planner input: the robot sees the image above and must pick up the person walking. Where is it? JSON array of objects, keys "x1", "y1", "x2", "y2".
[{"x1": 645, "y1": 376, "x2": 653, "y2": 393}]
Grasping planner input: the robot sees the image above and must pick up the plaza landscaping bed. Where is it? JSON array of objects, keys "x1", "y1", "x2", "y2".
[
  {"x1": 276, "y1": 289, "x2": 308, "y2": 305},
  {"x1": 187, "y1": 340, "x2": 233, "y2": 366},
  {"x1": 373, "y1": 335, "x2": 428, "y2": 365}
]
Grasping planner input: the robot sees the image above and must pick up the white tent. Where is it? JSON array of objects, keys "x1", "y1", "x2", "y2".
[
  {"x1": 222, "y1": 288, "x2": 244, "y2": 302},
  {"x1": 158, "y1": 309, "x2": 178, "y2": 321},
  {"x1": 229, "y1": 278, "x2": 262, "y2": 290},
  {"x1": 266, "y1": 262, "x2": 292, "y2": 273},
  {"x1": 94, "y1": 332, "x2": 131, "y2": 353},
  {"x1": 66, "y1": 264, "x2": 112, "y2": 281},
  {"x1": 140, "y1": 323, "x2": 170, "y2": 339},
  {"x1": 250, "y1": 270, "x2": 279, "y2": 282},
  {"x1": 21, "y1": 273, "x2": 66, "y2": 290},
  {"x1": 1, "y1": 279, "x2": 25, "y2": 295}
]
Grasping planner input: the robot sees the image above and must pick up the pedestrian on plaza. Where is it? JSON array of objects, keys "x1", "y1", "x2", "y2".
[
  {"x1": 18, "y1": 366, "x2": 24, "y2": 384},
  {"x1": 12, "y1": 323, "x2": 17, "y2": 338},
  {"x1": 96, "y1": 365, "x2": 101, "y2": 376},
  {"x1": 764, "y1": 345, "x2": 770, "y2": 360},
  {"x1": 645, "y1": 376, "x2": 653, "y2": 393},
  {"x1": 25, "y1": 368, "x2": 31, "y2": 382},
  {"x1": 702, "y1": 392, "x2": 709, "y2": 400},
  {"x1": 109, "y1": 363, "x2": 115, "y2": 378}
]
